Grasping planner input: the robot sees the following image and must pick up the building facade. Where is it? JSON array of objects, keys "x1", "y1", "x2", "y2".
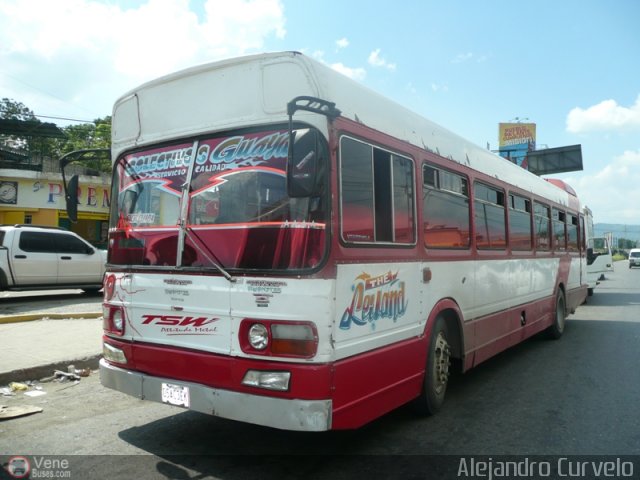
[{"x1": 0, "y1": 168, "x2": 110, "y2": 248}]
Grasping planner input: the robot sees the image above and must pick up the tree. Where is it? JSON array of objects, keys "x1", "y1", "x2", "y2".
[
  {"x1": 0, "y1": 98, "x2": 37, "y2": 120},
  {"x1": 0, "y1": 98, "x2": 39, "y2": 150},
  {"x1": 617, "y1": 238, "x2": 636, "y2": 250},
  {"x1": 51, "y1": 117, "x2": 112, "y2": 173},
  {"x1": 1, "y1": 98, "x2": 112, "y2": 173}
]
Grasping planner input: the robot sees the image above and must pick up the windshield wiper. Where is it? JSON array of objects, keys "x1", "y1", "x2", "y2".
[{"x1": 184, "y1": 227, "x2": 236, "y2": 282}]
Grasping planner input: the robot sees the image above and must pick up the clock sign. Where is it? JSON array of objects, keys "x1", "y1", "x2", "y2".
[{"x1": 0, "y1": 181, "x2": 17, "y2": 204}]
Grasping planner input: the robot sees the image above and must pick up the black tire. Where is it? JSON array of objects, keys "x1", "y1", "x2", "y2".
[
  {"x1": 82, "y1": 288, "x2": 102, "y2": 295},
  {"x1": 413, "y1": 316, "x2": 451, "y2": 415},
  {"x1": 546, "y1": 289, "x2": 566, "y2": 339}
]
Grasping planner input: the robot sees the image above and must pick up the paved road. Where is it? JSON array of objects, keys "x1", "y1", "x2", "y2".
[{"x1": 1, "y1": 262, "x2": 639, "y2": 479}]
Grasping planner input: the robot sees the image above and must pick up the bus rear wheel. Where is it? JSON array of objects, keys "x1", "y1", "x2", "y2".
[
  {"x1": 546, "y1": 289, "x2": 566, "y2": 339},
  {"x1": 413, "y1": 316, "x2": 451, "y2": 415}
]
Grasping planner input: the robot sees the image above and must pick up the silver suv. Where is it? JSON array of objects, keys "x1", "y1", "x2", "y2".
[{"x1": 0, "y1": 224, "x2": 107, "y2": 292}]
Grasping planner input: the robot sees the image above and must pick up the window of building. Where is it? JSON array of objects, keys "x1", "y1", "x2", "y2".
[
  {"x1": 423, "y1": 164, "x2": 470, "y2": 248},
  {"x1": 474, "y1": 183, "x2": 506, "y2": 249},
  {"x1": 340, "y1": 136, "x2": 415, "y2": 244}
]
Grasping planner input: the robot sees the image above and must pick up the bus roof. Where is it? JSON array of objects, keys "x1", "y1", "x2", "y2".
[{"x1": 112, "y1": 51, "x2": 574, "y2": 208}]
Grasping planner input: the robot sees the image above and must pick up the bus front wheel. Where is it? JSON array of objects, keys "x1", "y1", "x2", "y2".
[{"x1": 413, "y1": 316, "x2": 451, "y2": 415}]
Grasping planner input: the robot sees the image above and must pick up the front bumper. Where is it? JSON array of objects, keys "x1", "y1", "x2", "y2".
[{"x1": 99, "y1": 358, "x2": 332, "y2": 431}]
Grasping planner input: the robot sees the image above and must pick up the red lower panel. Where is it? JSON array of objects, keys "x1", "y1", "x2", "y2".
[
  {"x1": 103, "y1": 334, "x2": 430, "y2": 430},
  {"x1": 330, "y1": 336, "x2": 428, "y2": 430},
  {"x1": 103, "y1": 336, "x2": 332, "y2": 400}
]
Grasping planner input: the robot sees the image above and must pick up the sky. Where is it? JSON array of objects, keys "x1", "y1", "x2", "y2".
[{"x1": 1, "y1": 0, "x2": 639, "y2": 225}]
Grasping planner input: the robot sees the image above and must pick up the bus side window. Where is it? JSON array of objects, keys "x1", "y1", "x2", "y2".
[
  {"x1": 340, "y1": 136, "x2": 415, "y2": 244},
  {"x1": 534, "y1": 202, "x2": 551, "y2": 251},
  {"x1": 567, "y1": 215, "x2": 579, "y2": 251},
  {"x1": 509, "y1": 194, "x2": 532, "y2": 250},
  {"x1": 474, "y1": 182, "x2": 506, "y2": 250},
  {"x1": 553, "y1": 208, "x2": 567, "y2": 251},
  {"x1": 340, "y1": 137, "x2": 375, "y2": 242},
  {"x1": 423, "y1": 165, "x2": 470, "y2": 249}
]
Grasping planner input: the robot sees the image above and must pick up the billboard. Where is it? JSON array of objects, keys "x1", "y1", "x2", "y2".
[{"x1": 498, "y1": 122, "x2": 536, "y2": 168}]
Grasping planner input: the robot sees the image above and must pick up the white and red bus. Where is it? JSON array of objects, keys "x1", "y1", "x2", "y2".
[
  {"x1": 583, "y1": 206, "x2": 613, "y2": 295},
  {"x1": 64, "y1": 52, "x2": 587, "y2": 431}
]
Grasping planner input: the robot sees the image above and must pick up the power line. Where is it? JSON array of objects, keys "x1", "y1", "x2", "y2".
[{"x1": 34, "y1": 114, "x2": 96, "y2": 124}]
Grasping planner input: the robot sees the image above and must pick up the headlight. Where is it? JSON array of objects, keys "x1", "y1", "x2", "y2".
[
  {"x1": 242, "y1": 370, "x2": 290, "y2": 391},
  {"x1": 240, "y1": 319, "x2": 318, "y2": 358},
  {"x1": 103, "y1": 342, "x2": 127, "y2": 364},
  {"x1": 112, "y1": 309, "x2": 124, "y2": 331},
  {"x1": 103, "y1": 304, "x2": 125, "y2": 335},
  {"x1": 248, "y1": 323, "x2": 269, "y2": 350}
]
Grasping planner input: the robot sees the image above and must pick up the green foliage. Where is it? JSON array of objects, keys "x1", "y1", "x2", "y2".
[
  {"x1": 0, "y1": 98, "x2": 36, "y2": 120},
  {"x1": 50, "y1": 117, "x2": 112, "y2": 173},
  {"x1": 1, "y1": 98, "x2": 112, "y2": 173},
  {"x1": 617, "y1": 238, "x2": 637, "y2": 250}
]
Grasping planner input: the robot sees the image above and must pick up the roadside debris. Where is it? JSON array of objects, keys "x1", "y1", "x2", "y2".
[
  {"x1": 0, "y1": 365, "x2": 94, "y2": 405},
  {"x1": 9, "y1": 382, "x2": 28, "y2": 392},
  {"x1": 53, "y1": 370, "x2": 81, "y2": 382},
  {"x1": 40, "y1": 365, "x2": 92, "y2": 383},
  {"x1": 0, "y1": 405, "x2": 43, "y2": 420},
  {"x1": 24, "y1": 390, "x2": 46, "y2": 397},
  {"x1": 0, "y1": 387, "x2": 14, "y2": 396}
]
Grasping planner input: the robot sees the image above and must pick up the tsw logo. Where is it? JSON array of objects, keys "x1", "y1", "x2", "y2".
[{"x1": 141, "y1": 315, "x2": 219, "y2": 326}]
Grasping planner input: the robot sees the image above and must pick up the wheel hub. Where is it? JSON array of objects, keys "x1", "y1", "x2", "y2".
[{"x1": 434, "y1": 332, "x2": 451, "y2": 393}]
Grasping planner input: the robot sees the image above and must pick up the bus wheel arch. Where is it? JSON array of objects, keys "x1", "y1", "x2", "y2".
[{"x1": 413, "y1": 300, "x2": 464, "y2": 415}]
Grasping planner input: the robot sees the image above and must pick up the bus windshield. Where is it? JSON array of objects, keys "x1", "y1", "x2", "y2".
[{"x1": 108, "y1": 128, "x2": 328, "y2": 271}]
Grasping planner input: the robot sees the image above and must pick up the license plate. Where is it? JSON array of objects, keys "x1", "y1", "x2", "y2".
[{"x1": 161, "y1": 382, "x2": 190, "y2": 408}]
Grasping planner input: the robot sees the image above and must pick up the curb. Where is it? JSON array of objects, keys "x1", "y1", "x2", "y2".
[
  {"x1": 0, "y1": 312, "x2": 102, "y2": 324},
  {"x1": 0, "y1": 354, "x2": 102, "y2": 387}
]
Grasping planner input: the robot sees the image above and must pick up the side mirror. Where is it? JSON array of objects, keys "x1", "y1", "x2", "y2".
[
  {"x1": 59, "y1": 148, "x2": 111, "y2": 224},
  {"x1": 66, "y1": 175, "x2": 79, "y2": 223},
  {"x1": 287, "y1": 129, "x2": 320, "y2": 198},
  {"x1": 286, "y1": 96, "x2": 340, "y2": 198}
]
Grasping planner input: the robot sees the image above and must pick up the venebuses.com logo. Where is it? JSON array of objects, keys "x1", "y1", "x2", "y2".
[
  {"x1": 4, "y1": 456, "x2": 71, "y2": 479},
  {"x1": 5, "y1": 457, "x2": 30, "y2": 478}
]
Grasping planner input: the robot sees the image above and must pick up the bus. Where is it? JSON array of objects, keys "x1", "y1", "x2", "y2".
[
  {"x1": 583, "y1": 206, "x2": 613, "y2": 295},
  {"x1": 62, "y1": 51, "x2": 588, "y2": 431}
]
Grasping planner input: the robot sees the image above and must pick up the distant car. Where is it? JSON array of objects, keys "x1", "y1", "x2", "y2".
[
  {"x1": 0, "y1": 224, "x2": 107, "y2": 292},
  {"x1": 629, "y1": 248, "x2": 640, "y2": 269}
]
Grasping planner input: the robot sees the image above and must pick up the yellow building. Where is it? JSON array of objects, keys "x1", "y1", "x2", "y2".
[{"x1": 0, "y1": 168, "x2": 110, "y2": 248}]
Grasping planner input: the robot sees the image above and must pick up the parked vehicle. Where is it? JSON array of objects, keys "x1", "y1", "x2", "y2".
[
  {"x1": 629, "y1": 248, "x2": 640, "y2": 268},
  {"x1": 0, "y1": 224, "x2": 107, "y2": 292}
]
